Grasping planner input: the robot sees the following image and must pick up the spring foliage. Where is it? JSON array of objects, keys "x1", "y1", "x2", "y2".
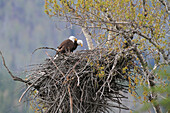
[
  {"x1": 2, "y1": 0, "x2": 168, "y2": 113},
  {"x1": 42, "y1": 0, "x2": 169, "y2": 112}
]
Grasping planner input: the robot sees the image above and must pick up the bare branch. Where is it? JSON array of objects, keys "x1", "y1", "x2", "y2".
[
  {"x1": 158, "y1": 0, "x2": 170, "y2": 14},
  {"x1": 0, "y1": 51, "x2": 29, "y2": 84},
  {"x1": 32, "y1": 47, "x2": 58, "y2": 55}
]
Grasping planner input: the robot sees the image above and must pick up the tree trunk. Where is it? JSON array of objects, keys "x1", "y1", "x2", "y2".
[
  {"x1": 149, "y1": 76, "x2": 162, "y2": 113},
  {"x1": 153, "y1": 104, "x2": 162, "y2": 113},
  {"x1": 82, "y1": 27, "x2": 94, "y2": 50}
]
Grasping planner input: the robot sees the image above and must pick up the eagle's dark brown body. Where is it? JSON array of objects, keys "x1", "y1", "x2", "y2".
[{"x1": 57, "y1": 39, "x2": 78, "y2": 53}]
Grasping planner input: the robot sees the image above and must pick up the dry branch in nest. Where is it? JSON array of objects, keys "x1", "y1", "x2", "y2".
[{"x1": 0, "y1": 48, "x2": 136, "y2": 113}]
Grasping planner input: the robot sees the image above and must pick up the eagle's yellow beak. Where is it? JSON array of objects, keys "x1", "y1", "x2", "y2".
[
  {"x1": 75, "y1": 38, "x2": 77, "y2": 41},
  {"x1": 81, "y1": 43, "x2": 83, "y2": 47}
]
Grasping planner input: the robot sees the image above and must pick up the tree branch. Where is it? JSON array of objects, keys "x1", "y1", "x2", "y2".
[
  {"x1": 158, "y1": 0, "x2": 170, "y2": 14},
  {"x1": 134, "y1": 30, "x2": 169, "y2": 63},
  {"x1": 0, "y1": 51, "x2": 29, "y2": 84},
  {"x1": 122, "y1": 33, "x2": 163, "y2": 113},
  {"x1": 82, "y1": 26, "x2": 94, "y2": 50}
]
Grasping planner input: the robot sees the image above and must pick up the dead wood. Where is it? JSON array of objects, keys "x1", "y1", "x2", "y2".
[{"x1": 1, "y1": 48, "x2": 136, "y2": 113}]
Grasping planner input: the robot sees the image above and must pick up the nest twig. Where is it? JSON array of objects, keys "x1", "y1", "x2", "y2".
[
  {"x1": 0, "y1": 47, "x2": 136, "y2": 113},
  {"x1": 26, "y1": 47, "x2": 135, "y2": 113}
]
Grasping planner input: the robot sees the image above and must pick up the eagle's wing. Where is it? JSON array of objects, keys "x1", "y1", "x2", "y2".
[
  {"x1": 57, "y1": 46, "x2": 65, "y2": 53},
  {"x1": 57, "y1": 39, "x2": 69, "y2": 49},
  {"x1": 57, "y1": 39, "x2": 74, "y2": 53}
]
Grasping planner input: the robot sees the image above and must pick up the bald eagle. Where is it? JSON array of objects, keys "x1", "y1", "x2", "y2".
[
  {"x1": 56, "y1": 36, "x2": 83, "y2": 53},
  {"x1": 57, "y1": 36, "x2": 76, "y2": 53},
  {"x1": 72, "y1": 39, "x2": 83, "y2": 51}
]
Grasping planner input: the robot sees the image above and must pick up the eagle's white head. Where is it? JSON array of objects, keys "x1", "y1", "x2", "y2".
[
  {"x1": 69, "y1": 36, "x2": 77, "y2": 43},
  {"x1": 77, "y1": 40, "x2": 83, "y2": 47}
]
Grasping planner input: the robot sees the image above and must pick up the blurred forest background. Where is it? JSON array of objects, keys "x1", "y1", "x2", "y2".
[{"x1": 0, "y1": 0, "x2": 87, "y2": 113}]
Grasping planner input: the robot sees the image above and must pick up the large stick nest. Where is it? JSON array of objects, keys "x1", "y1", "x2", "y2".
[{"x1": 25, "y1": 48, "x2": 135, "y2": 113}]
